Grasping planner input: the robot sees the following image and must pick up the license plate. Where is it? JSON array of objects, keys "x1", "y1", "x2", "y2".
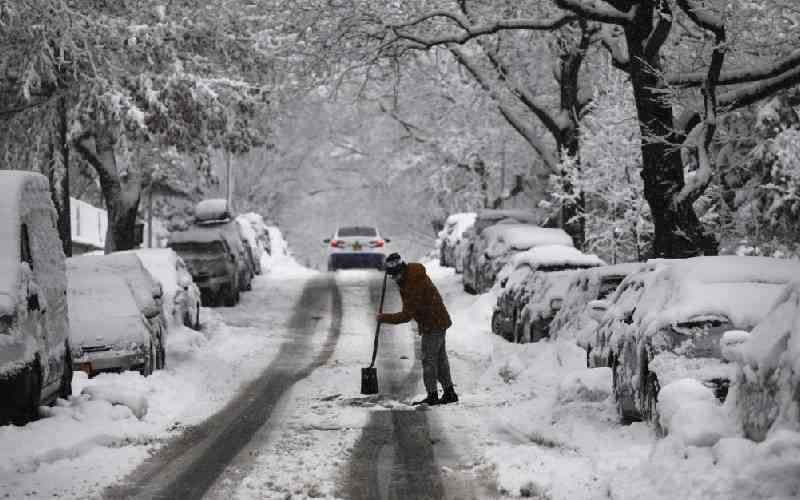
[{"x1": 352, "y1": 242, "x2": 362, "y2": 250}]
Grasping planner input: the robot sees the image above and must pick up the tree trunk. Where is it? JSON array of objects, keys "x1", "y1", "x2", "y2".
[
  {"x1": 625, "y1": 11, "x2": 717, "y2": 258},
  {"x1": 74, "y1": 131, "x2": 142, "y2": 252},
  {"x1": 59, "y1": 97, "x2": 72, "y2": 257}
]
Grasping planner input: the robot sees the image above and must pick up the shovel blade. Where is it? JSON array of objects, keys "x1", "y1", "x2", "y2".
[{"x1": 361, "y1": 367, "x2": 379, "y2": 395}]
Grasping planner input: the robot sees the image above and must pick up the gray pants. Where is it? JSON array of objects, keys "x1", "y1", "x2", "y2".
[{"x1": 421, "y1": 329, "x2": 454, "y2": 394}]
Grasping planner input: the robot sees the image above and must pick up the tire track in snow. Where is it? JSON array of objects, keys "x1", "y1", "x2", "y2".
[
  {"x1": 104, "y1": 275, "x2": 343, "y2": 500},
  {"x1": 340, "y1": 273, "x2": 470, "y2": 500}
]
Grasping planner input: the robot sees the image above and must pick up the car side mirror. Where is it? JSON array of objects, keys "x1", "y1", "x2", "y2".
[
  {"x1": 179, "y1": 275, "x2": 193, "y2": 290},
  {"x1": 588, "y1": 299, "x2": 609, "y2": 321},
  {"x1": 384, "y1": 238, "x2": 391, "y2": 243}
]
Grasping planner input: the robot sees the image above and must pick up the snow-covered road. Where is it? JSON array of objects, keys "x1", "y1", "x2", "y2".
[{"x1": 2, "y1": 259, "x2": 798, "y2": 500}]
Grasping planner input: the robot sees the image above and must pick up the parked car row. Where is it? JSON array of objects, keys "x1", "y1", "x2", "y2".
[
  {"x1": 440, "y1": 207, "x2": 800, "y2": 438},
  {"x1": 168, "y1": 199, "x2": 262, "y2": 306},
  {"x1": 488, "y1": 245, "x2": 800, "y2": 434},
  {"x1": 0, "y1": 176, "x2": 260, "y2": 426}
]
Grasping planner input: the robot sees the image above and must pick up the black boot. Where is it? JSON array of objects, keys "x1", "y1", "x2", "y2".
[
  {"x1": 440, "y1": 386, "x2": 459, "y2": 404},
  {"x1": 413, "y1": 391, "x2": 440, "y2": 406}
]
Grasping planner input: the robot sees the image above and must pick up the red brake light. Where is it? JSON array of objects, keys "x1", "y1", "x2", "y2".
[
  {"x1": 370, "y1": 240, "x2": 384, "y2": 248},
  {"x1": 331, "y1": 240, "x2": 345, "y2": 248}
]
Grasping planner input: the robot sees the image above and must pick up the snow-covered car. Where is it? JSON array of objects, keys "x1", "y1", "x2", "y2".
[
  {"x1": 725, "y1": 281, "x2": 800, "y2": 441},
  {"x1": 587, "y1": 260, "x2": 670, "y2": 372},
  {"x1": 238, "y1": 212, "x2": 272, "y2": 257},
  {"x1": 236, "y1": 215, "x2": 264, "y2": 275},
  {"x1": 169, "y1": 227, "x2": 240, "y2": 306},
  {"x1": 325, "y1": 226, "x2": 390, "y2": 271},
  {"x1": 0, "y1": 172, "x2": 72, "y2": 426},
  {"x1": 491, "y1": 245, "x2": 603, "y2": 343},
  {"x1": 130, "y1": 248, "x2": 202, "y2": 330},
  {"x1": 612, "y1": 256, "x2": 800, "y2": 424},
  {"x1": 437, "y1": 212, "x2": 476, "y2": 268},
  {"x1": 463, "y1": 221, "x2": 573, "y2": 295},
  {"x1": 461, "y1": 209, "x2": 548, "y2": 292},
  {"x1": 549, "y1": 263, "x2": 642, "y2": 352},
  {"x1": 194, "y1": 199, "x2": 254, "y2": 292},
  {"x1": 66, "y1": 254, "x2": 166, "y2": 377}
]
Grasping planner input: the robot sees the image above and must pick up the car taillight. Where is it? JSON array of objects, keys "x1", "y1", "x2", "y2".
[
  {"x1": 370, "y1": 240, "x2": 384, "y2": 248},
  {"x1": 331, "y1": 240, "x2": 346, "y2": 248}
]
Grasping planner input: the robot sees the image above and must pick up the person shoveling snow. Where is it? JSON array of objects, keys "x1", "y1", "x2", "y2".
[{"x1": 377, "y1": 253, "x2": 459, "y2": 406}]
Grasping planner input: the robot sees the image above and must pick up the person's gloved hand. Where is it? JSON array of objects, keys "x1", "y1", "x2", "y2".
[{"x1": 376, "y1": 313, "x2": 386, "y2": 323}]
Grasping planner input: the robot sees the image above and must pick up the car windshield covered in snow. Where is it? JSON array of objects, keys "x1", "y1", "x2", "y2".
[{"x1": 337, "y1": 226, "x2": 377, "y2": 237}]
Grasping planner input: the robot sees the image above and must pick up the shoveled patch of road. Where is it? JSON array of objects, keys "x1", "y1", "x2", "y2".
[
  {"x1": 339, "y1": 274, "x2": 489, "y2": 500},
  {"x1": 103, "y1": 275, "x2": 342, "y2": 500}
]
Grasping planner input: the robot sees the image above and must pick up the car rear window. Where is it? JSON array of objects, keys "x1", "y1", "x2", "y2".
[
  {"x1": 338, "y1": 226, "x2": 377, "y2": 237},
  {"x1": 170, "y1": 241, "x2": 225, "y2": 254}
]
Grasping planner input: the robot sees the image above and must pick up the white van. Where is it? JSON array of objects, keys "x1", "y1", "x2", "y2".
[{"x1": 0, "y1": 171, "x2": 72, "y2": 425}]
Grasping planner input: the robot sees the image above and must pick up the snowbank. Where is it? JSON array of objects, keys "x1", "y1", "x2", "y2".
[
  {"x1": 657, "y1": 378, "x2": 735, "y2": 446},
  {"x1": 558, "y1": 368, "x2": 612, "y2": 403}
]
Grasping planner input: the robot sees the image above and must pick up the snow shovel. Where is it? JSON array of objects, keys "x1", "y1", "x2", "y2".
[{"x1": 361, "y1": 271, "x2": 388, "y2": 395}]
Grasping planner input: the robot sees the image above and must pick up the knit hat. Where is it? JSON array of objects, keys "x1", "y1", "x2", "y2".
[{"x1": 384, "y1": 252, "x2": 406, "y2": 275}]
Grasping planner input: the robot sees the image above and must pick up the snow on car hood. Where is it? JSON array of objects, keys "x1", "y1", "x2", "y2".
[{"x1": 483, "y1": 225, "x2": 574, "y2": 258}]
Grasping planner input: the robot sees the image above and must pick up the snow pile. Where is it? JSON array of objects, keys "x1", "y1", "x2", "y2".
[
  {"x1": 509, "y1": 244, "x2": 604, "y2": 270},
  {"x1": 194, "y1": 198, "x2": 230, "y2": 222},
  {"x1": 657, "y1": 378, "x2": 735, "y2": 446},
  {"x1": 436, "y1": 212, "x2": 476, "y2": 248},
  {"x1": 482, "y1": 224, "x2": 574, "y2": 259},
  {"x1": 81, "y1": 384, "x2": 149, "y2": 420},
  {"x1": 557, "y1": 368, "x2": 612, "y2": 403},
  {"x1": 720, "y1": 329, "x2": 750, "y2": 362}
]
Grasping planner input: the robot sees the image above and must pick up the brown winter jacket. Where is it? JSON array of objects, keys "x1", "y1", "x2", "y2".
[{"x1": 381, "y1": 263, "x2": 452, "y2": 334}]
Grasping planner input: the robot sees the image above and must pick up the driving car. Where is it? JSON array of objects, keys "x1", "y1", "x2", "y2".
[
  {"x1": 169, "y1": 227, "x2": 240, "y2": 306},
  {"x1": 610, "y1": 256, "x2": 800, "y2": 424},
  {"x1": 0, "y1": 171, "x2": 72, "y2": 426},
  {"x1": 66, "y1": 254, "x2": 166, "y2": 377},
  {"x1": 491, "y1": 244, "x2": 603, "y2": 343},
  {"x1": 325, "y1": 226, "x2": 390, "y2": 271},
  {"x1": 130, "y1": 248, "x2": 202, "y2": 330}
]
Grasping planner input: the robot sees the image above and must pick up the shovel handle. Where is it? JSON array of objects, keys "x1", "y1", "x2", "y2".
[{"x1": 369, "y1": 271, "x2": 388, "y2": 368}]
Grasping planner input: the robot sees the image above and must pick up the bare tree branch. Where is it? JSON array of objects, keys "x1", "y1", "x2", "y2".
[
  {"x1": 667, "y1": 49, "x2": 800, "y2": 87},
  {"x1": 553, "y1": 0, "x2": 636, "y2": 25},
  {"x1": 449, "y1": 46, "x2": 560, "y2": 173}
]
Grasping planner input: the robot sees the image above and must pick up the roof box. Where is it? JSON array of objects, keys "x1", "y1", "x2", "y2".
[{"x1": 195, "y1": 198, "x2": 231, "y2": 223}]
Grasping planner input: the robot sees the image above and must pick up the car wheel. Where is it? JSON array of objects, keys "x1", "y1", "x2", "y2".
[
  {"x1": 491, "y1": 310, "x2": 504, "y2": 338},
  {"x1": 612, "y1": 356, "x2": 640, "y2": 423},
  {"x1": 642, "y1": 371, "x2": 661, "y2": 430},
  {"x1": 59, "y1": 341, "x2": 73, "y2": 399},
  {"x1": 17, "y1": 362, "x2": 43, "y2": 425},
  {"x1": 158, "y1": 332, "x2": 166, "y2": 370},
  {"x1": 530, "y1": 320, "x2": 547, "y2": 343}
]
